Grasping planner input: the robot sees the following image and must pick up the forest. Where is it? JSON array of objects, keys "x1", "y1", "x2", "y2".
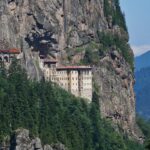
[{"x1": 0, "y1": 60, "x2": 145, "y2": 150}]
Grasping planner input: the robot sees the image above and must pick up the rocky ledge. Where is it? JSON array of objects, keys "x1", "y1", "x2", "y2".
[{"x1": 0, "y1": 128, "x2": 67, "y2": 150}]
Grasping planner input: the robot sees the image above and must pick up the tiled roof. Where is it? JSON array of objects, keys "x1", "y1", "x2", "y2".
[
  {"x1": 0, "y1": 49, "x2": 20, "y2": 54},
  {"x1": 57, "y1": 66, "x2": 92, "y2": 70}
]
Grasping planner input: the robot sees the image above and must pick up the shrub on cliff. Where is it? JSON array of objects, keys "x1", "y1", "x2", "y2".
[{"x1": 104, "y1": 0, "x2": 127, "y2": 31}]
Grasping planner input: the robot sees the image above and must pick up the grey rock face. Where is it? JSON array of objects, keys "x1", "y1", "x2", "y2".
[
  {"x1": 34, "y1": 137, "x2": 42, "y2": 149},
  {"x1": 0, "y1": 0, "x2": 108, "y2": 79},
  {"x1": 52, "y1": 143, "x2": 66, "y2": 150},
  {"x1": 0, "y1": 128, "x2": 67, "y2": 150},
  {"x1": 93, "y1": 51, "x2": 144, "y2": 142},
  {"x1": 44, "y1": 145, "x2": 53, "y2": 150}
]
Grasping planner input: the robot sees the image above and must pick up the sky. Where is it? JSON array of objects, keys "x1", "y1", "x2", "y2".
[{"x1": 120, "y1": 0, "x2": 150, "y2": 56}]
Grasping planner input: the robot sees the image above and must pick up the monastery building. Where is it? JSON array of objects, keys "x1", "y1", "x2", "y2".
[{"x1": 42, "y1": 58, "x2": 92, "y2": 102}]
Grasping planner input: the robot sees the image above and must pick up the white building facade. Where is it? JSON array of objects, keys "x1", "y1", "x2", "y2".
[{"x1": 42, "y1": 60, "x2": 92, "y2": 102}]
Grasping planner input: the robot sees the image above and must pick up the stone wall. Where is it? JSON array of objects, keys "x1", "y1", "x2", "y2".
[{"x1": 79, "y1": 70, "x2": 92, "y2": 101}]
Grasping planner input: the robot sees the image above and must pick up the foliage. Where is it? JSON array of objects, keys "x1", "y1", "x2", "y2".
[
  {"x1": 104, "y1": 0, "x2": 127, "y2": 31},
  {"x1": 82, "y1": 48, "x2": 99, "y2": 65},
  {"x1": 137, "y1": 116, "x2": 150, "y2": 149},
  {"x1": 0, "y1": 60, "x2": 143, "y2": 150},
  {"x1": 81, "y1": 32, "x2": 133, "y2": 70},
  {"x1": 137, "y1": 116, "x2": 150, "y2": 139},
  {"x1": 66, "y1": 1, "x2": 133, "y2": 70},
  {"x1": 97, "y1": 31, "x2": 134, "y2": 70}
]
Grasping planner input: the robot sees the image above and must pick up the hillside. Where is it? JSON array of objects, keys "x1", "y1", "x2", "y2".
[
  {"x1": 135, "y1": 67, "x2": 150, "y2": 118},
  {"x1": 134, "y1": 51, "x2": 150, "y2": 118},
  {"x1": 0, "y1": 0, "x2": 143, "y2": 147},
  {"x1": 135, "y1": 51, "x2": 150, "y2": 71}
]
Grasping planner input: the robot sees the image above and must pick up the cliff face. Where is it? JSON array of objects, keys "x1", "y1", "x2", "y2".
[
  {"x1": 93, "y1": 51, "x2": 143, "y2": 141},
  {"x1": 0, "y1": 0, "x2": 143, "y2": 142},
  {"x1": 0, "y1": 0, "x2": 108, "y2": 79}
]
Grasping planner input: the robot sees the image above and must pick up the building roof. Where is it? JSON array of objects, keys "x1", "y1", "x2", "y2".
[
  {"x1": 0, "y1": 49, "x2": 20, "y2": 54},
  {"x1": 57, "y1": 66, "x2": 92, "y2": 70}
]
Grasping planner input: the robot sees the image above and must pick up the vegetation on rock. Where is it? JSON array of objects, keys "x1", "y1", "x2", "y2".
[
  {"x1": 104, "y1": 0, "x2": 127, "y2": 31},
  {"x1": 98, "y1": 31, "x2": 133, "y2": 69},
  {"x1": 137, "y1": 116, "x2": 150, "y2": 149},
  {"x1": 81, "y1": 31, "x2": 133, "y2": 71},
  {"x1": 80, "y1": 0, "x2": 133, "y2": 71}
]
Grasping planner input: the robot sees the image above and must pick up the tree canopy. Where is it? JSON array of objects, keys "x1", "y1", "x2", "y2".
[{"x1": 0, "y1": 60, "x2": 144, "y2": 150}]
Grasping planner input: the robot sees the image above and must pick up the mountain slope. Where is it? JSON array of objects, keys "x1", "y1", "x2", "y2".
[
  {"x1": 134, "y1": 51, "x2": 150, "y2": 118},
  {"x1": 135, "y1": 67, "x2": 150, "y2": 118},
  {"x1": 135, "y1": 51, "x2": 150, "y2": 71}
]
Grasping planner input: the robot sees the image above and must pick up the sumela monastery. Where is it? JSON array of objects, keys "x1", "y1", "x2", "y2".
[{"x1": 0, "y1": 48, "x2": 92, "y2": 102}]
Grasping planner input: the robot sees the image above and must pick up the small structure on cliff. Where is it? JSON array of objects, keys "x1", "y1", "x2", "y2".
[{"x1": 0, "y1": 48, "x2": 21, "y2": 68}]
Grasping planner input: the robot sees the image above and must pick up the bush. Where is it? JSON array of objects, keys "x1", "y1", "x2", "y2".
[
  {"x1": 97, "y1": 31, "x2": 134, "y2": 70},
  {"x1": 104, "y1": 0, "x2": 127, "y2": 31}
]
